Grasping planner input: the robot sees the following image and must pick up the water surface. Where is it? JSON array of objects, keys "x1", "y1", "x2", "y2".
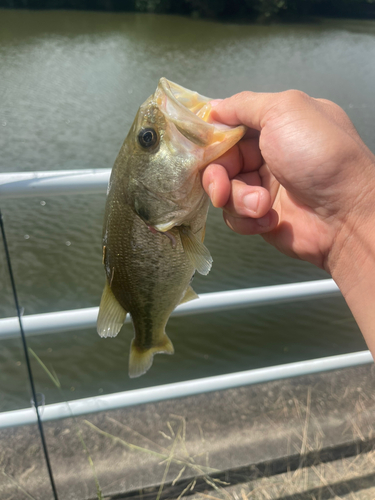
[{"x1": 0, "y1": 11, "x2": 374, "y2": 411}]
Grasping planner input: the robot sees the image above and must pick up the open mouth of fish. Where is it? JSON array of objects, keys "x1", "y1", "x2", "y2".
[
  {"x1": 156, "y1": 77, "x2": 246, "y2": 168},
  {"x1": 145, "y1": 78, "x2": 246, "y2": 236}
]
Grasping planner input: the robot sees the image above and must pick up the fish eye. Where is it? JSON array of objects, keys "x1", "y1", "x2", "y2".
[{"x1": 138, "y1": 128, "x2": 159, "y2": 149}]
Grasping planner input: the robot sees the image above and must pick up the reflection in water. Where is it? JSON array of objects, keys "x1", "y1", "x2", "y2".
[{"x1": 0, "y1": 11, "x2": 374, "y2": 411}]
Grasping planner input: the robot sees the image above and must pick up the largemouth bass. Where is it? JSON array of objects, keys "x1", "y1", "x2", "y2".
[{"x1": 97, "y1": 78, "x2": 245, "y2": 378}]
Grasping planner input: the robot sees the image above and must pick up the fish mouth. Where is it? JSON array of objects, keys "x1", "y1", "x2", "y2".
[{"x1": 155, "y1": 78, "x2": 246, "y2": 167}]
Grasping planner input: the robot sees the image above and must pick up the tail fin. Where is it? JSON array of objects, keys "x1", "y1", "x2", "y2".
[{"x1": 129, "y1": 334, "x2": 174, "y2": 378}]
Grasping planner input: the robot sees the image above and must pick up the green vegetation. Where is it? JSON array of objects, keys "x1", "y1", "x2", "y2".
[{"x1": 0, "y1": 0, "x2": 375, "y2": 21}]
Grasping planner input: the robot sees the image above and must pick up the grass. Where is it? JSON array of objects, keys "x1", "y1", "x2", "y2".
[
  {"x1": 187, "y1": 448, "x2": 375, "y2": 500},
  {"x1": 80, "y1": 391, "x2": 375, "y2": 500},
  {"x1": 29, "y1": 347, "x2": 104, "y2": 500},
  {"x1": 1, "y1": 350, "x2": 374, "y2": 500},
  {"x1": 0, "y1": 470, "x2": 38, "y2": 500}
]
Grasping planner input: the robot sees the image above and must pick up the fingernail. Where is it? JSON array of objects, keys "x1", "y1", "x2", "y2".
[
  {"x1": 243, "y1": 192, "x2": 259, "y2": 213},
  {"x1": 258, "y1": 214, "x2": 271, "y2": 227},
  {"x1": 208, "y1": 182, "x2": 215, "y2": 200},
  {"x1": 210, "y1": 99, "x2": 223, "y2": 108}
]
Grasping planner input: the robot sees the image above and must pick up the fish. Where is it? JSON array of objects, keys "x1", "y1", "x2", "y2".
[{"x1": 97, "y1": 78, "x2": 245, "y2": 378}]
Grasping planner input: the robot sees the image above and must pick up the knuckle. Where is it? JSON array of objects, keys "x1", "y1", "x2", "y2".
[
  {"x1": 236, "y1": 91, "x2": 252, "y2": 100},
  {"x1": 317, "y1": 99, "x2": 356, "y2": 131},
  {"x1": 320, "y1": 98, "x2": 344, "y2": 114},
  {"x1": 282, "y1": 89, "x2": 311, "y2": 105},
  {"x1": 262, "y1": 90, "x2": 312, "y2": 125},
  {"x1": 329, "y1": 101, "x2": 351, "y2": 121},
  {"x1": 223, "y1": 212, "x2": 258, "y2": 236},
  {"x1": 233, "y1": 91, "x2": 253, "y2": 107},
  {"x1": 318, "y1": 97, "x2": 336, "y2": 108}
]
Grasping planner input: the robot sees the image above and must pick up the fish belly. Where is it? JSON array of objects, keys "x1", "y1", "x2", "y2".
[{"x1": 102, "y1": 199, "x2": 198, "y2": 377}]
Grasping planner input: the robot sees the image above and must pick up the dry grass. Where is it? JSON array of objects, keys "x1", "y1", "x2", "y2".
[
  {"x1": 84, "y1": 393, "x2": 375, "y2": 500},
  {"x1": 1, "y1": 351, "x2": 374, "y2": 500}
]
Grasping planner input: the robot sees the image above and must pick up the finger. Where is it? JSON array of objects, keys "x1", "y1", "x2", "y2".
[
  {"x1": 212, "y1": 136, "x2": 263, "y2": 179},
  {"x1": 223, "y1": 175, "x2": 273, "y2": 219},
  {"x1": 203, "y1": 138, "x2": 265, "y2": 208},
  {"x1": 223, "y1": 209, "x2": 279, "y2": 235},
  {"x1": 238, "y1": 137, "x2": 263, "y2": 173},
  {"x1": 259, "y1": 162, "x2": 280, "y2": 204},
  {"x1": 204, "y1": 136, "x2": 263, "y2": 186},
  {"x1": 211, "y1": 99, "x2": 261, "y2": 139},
  {"x1": 211, "y1": 91, "x2": 279, "y2": 131},
  {"x1": 208, "y1": 144, "x2": 243, "y2": 181},
  {"x1": 202, "y1": 163, "x2": 231, "y2": 208}
]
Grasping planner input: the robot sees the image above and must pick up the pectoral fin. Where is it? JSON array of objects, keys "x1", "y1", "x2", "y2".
[
  {"x1": 179, "y1": 285, "x2": 199, "y2": 304},
  {"x1": 129, "y1": 334, "x2": 174, "y2": 378},
  {"x1": 179, "y1": 227, "x2": 213, "y2": 276},
  {"x1": 97, "y1": 281, "x2": 127, "y2": 338}
]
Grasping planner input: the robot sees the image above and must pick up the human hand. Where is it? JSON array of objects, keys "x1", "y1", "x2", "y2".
[{"x1": 203, "y1": 91, "x2": 375, "y2": 276}]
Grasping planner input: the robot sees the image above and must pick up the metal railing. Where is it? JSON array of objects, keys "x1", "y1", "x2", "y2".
[
  {"x1": 0, "y1": 350, "x2": 372, "y2": 429},
  {"x1": 0, "y1": 170, "x2": 373, "y2": 428},
  {"x1": 0, "y1": 279, "x2": 341, "y2": 339},
  {"x1": 0, "y1": 169, "x2": 110, "y2": 198}
]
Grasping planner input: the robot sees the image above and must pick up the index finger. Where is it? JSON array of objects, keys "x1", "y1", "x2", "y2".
[{"x1": 212, "y1": 135, "x2": 263, "y2": 180}]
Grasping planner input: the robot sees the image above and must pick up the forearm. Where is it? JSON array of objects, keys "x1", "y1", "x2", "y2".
[{"x1": 329, "y1": 211, "x2": 375, "y2": 358}]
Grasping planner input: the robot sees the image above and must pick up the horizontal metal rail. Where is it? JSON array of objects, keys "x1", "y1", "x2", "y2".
[
  {"x1": 0, "y1": 279, "x2": 341, "y2": 339},
  {"x1": 0, "y1": 169, "x2": 110, "y2": 199},
  {"x1": 0, "y1": 350, "x2": 372, "y2": 429}
]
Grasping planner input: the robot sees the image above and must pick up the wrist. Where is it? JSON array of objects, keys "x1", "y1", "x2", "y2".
[
  {"x1": 326, "y1": 152, "x2": 375, "y2": 280},
  {"x1": 326, "y1": 162, "x2": 375, "y2": 355},
  {"x1": 328, "y1": 180, "x2": 375, "y2": 291},
  {"x1": 328, "y1": 219, "x2": 375, "y2": 296}
]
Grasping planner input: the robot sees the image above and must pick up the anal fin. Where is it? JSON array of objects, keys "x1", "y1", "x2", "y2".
[
  {"x1": 179, "y1": 226, "x2": 213, "y2": 276},
  {"x1": 179, "y1": 285, "x2": 199, "y2": 305},
  {"x1": 129, "y1": 334, "x2": 174, "y2": 378},
  {"x1": 97, "y1": 281, "x2": 127, "y2": 338}
]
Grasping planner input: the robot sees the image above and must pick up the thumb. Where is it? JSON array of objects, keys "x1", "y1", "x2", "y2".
[{"x1": 210, "y1": 90, "x2": 297, "y2": 132}]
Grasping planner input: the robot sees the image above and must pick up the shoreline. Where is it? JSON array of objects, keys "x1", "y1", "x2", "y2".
[{"x1": 0, "y1": 3, "x2": 374, "y2": 23}]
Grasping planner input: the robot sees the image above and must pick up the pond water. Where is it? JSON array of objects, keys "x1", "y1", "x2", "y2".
[{"x1": 0, "y1": 10, "x2": 374, "y2": 412}]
